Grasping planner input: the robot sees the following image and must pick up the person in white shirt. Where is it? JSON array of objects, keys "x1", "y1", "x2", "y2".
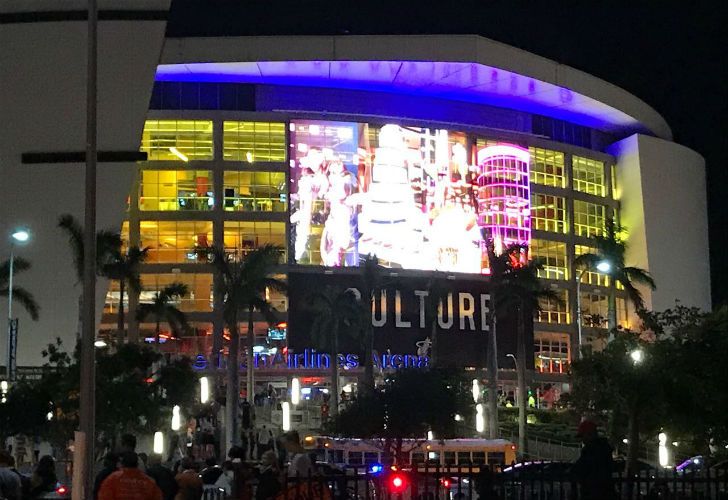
[{"x1": 281, "y1": 431, "x2": 313, "y2": 478}]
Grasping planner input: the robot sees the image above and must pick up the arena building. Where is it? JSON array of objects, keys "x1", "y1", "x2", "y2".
[{"x1": 0, "y1": 2, "x2": 711, "y2": 403}]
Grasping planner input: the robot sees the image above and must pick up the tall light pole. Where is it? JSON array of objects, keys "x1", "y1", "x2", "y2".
[
  {"x1": 507, "y1": 353, "x2": 525, "y2": 459},
  {"x1": 575, "y1": 260, "x2": 611, "y2": 358},
  {"x1": 6, "y1": 229, "x2": 30, "y2": 382},
  {"x1": 78, "y1": 0, "x2": 98, "y2": 497}
]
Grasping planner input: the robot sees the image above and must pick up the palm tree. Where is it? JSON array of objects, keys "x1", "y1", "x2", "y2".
[
  {"x1": 0, "y1": 257, "x2": 40, "y2": 320},
  {"x1": 493, "y1": 244, "x2": 563, "y2": 457},
  {"x1": 136, "y1": 283, "x2": 189, "y2": 344},
  {"x1": 103, "y1": 246, "x2": 149, "y2": 343},
  {"x1": 358, "y1": 254, "x2": 384, "y2": 388},
  {"x1": 58, "y1": 214, "x2": 123, "y2": 338},
  {"x1": 309, "y1": 286, "x2": 360, "y2": 418},
  {"x1": 423, "y1": 272, "x2": 449, "y2": 367},
  {"x1": 574, "y1": 218, "x2": 655, "y2": 336},
  {"x1": 210, "y1": 244, "x2": 285, "y2": 451}
]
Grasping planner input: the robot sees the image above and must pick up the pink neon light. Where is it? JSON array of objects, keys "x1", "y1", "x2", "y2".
[{"x1": 476, "y1": 144, "x2": 531, "y2": 253}]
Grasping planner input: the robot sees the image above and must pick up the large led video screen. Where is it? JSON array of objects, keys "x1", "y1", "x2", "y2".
[{"x1": 289, "y1": 120, "x2": 530, "y2": 272}]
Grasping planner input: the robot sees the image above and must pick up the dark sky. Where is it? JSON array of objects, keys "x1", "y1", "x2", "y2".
[{"x1": 168, "y1": 1, "x2": 728, "y2": 306}]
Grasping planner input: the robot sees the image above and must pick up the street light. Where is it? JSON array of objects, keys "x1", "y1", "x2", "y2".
[
  {"x1": 575, "y1": 260, "x2": 611, "y2": 358},
  {"x1": 7, "y1": 228, "x2": 31, "y2": 382},
  {"x1": 630, "y1": 348, "x2": 644, "y2": 364},
  {"x1": 199, "y1": 376, "x2": 210, "y2": 404}
]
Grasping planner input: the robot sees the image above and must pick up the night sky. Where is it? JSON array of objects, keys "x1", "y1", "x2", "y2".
[{"x1": 168, "y1": 1, "x2": 728, "y2": 306}]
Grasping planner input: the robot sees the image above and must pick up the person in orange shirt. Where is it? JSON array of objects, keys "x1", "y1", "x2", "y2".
[
  {"x1": 174, "y1": 459, "x2": 203, "y2": 500},
  {"x1": 99, "y1": 452, "x2": 162, "y2": 500}
]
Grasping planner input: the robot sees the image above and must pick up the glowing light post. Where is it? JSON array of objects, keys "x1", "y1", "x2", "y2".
[
  {"x1": 658, "y1": 432, "x2": 669, "y2": 468},
  {"x1": 7, "y1": 229, "x2": 30, "y2": 383},
  {"x1": 199, "y1": 376, "x2": 210, "y2": 404},
  {"x1": 575, "y1": 260, "x2": 611, "y2": 358},
  {"x1": 281, "y1": 402, "x2": 291, "y2": 431}
]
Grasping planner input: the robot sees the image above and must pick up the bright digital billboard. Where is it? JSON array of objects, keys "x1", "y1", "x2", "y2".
[{"x1": 289, "y1": 120, "x2": 530, "y2": 272}]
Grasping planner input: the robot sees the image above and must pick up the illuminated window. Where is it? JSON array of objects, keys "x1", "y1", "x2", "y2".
[
  {"x1": 573, "y1": 200, "x2": 605, "y2": 237},
  {"x1": 537, "y1": 289, "x2": 569, "y2": 324},
  {"x1": 579, "y1": 292, "x2": 609, "y2": 327},
  {"x1": 139, "y1": 273, "x2": 213, "y2": 312},
  {"x1": 223, "y1": 221, "x2": 287, "y2": 260},
  {"x1": 223, "y1": 171, "x2": 287, "y2": 212},
  {"x1": 530, "y1": 239, "x2": 568, "y2": 280},
  {"x1": 139, "y1": 220, "x2": 213, "y2": 263},
  {"x1": 572, "y1": 156, "x2": 606, "y2": 197},
  {"x1": 531, "y1": 194, "x2": 568, "y2": 233},
  {"x1": 534, "y1": 333, "x2": 570, "y2": 373},
  {"x1": 574, "y1": 245, "x2": 610, "y2": 286},
  {"x1": 529, "y1": 147, "x2": 566, "y2": 188},
  {"x1": 139, "y1": 170, "x2": 213, "y2": 211},
  {"x1": 140, "y1": 120, "x2": 213, "y2": 161},
  {"x1": 223, "y1": 121, "x2": 286, "y2": 162},
  {"x1": 611, "y1": 165, "x2": 619, "y2": 200},
  {"x1": 617, "y1": 297, "x2": 629, "y2": 329}
]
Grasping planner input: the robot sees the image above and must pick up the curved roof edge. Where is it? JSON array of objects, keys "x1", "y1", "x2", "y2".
[{"x1": 159, "y1": 34, "x2": 672, "y2": 141}]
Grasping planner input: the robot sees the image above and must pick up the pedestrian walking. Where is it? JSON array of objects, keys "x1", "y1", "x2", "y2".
[
  {"x1": 175, "y1": 458, "x2": 203, "y2": 500},
  {"x1": 98, "y1": 452, "x2": 162, "y2": 500},
  {"x1": 255, "y1": 451, "x2": 281, "y2": 500},
  {"x1": 572, "y1": 420, "x2": 616, "y2": 500},
  {"x1": 0, "y1": 450, "x2": 22, "y2": 500},
  {"x1": 93, "y1": 453, "x2": 119, "y2": 500},
  {"x1": 29, "y1": 456, "x2": 57, "y2": 499},
  {"x1": 146, "y1": 455, "x2": 178, "y2": 500}
]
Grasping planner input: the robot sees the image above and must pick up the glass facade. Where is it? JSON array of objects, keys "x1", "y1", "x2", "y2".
[
  {"x1": 139, "y1": 170, "x2": 213, "y2": 211},
  {"x1": 537, "y1": 289, "x2": 570, "y2": 324},
  {"x1": 531, "y1": 194, "x2": 568, "y2": 233},
  {"x1": 573, "y1": 200, "x2": 606, "y2": 237},
  {"x1": 530, "y1": 239, "x2": 568, "y2": 280},
  {"x1": 140, "y1": 120, "x2": 214, "y2": 161},
  {"x1": 107, "y1": 111, "x2": 628, "y2": 381},
  {"x1": 223, "y1": 221, "x2": 286, "y2": 259},
  {"x1": 139, "y1": 273, "x2": 213, "y2": 312},
  {"x1": 139, "y1": 220, "x2": 213, "y2": 263},
  {"x1": 572, "y1": 156, "x2": 606, "y2": 197},
  {"x1": 223, "y1": 171, "x2": 286, "y2": 212},
  {"x1": 534, "y1": 333, "x2": 570, "y2": 373},
  {"x1": 222, "y1": 121, "x2": 286, "y2": 162},
  {"x1": 529, "y1": 147, "x2": 566, "y2": 188}
]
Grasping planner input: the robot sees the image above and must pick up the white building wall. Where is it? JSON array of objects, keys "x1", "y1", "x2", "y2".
[
  {"x1": 609, "y1": 134, "x2": 711, "y2": 314},
  {"x1": 0, "y1": 9, "x2": 169, "y2": 365}
]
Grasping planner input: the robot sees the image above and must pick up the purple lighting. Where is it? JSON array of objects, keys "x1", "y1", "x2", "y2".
[{"x1": 155, "y1": 60, "x2": 643, "y2": 133}]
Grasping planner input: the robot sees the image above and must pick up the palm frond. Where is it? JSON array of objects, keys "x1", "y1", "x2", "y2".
[
  {"x1": 58, "y1": 214, "x2": 85, "y2": 281},
  {"x1": 622, "y1": 266, "x2": 656, "y2": 290},
  {"x1": 8, "y1": 287, "x2": 40, "y2": 320}
]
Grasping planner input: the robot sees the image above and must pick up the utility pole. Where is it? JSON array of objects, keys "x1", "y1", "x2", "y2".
[{"x1": 79, "y1": 0, "x2": 98, "y2": 497}]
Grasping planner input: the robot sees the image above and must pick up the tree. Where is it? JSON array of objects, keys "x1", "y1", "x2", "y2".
[
  {"x1": 574, "y1": 218, "x2": 655, "y2": 335},
  {"x1": 0, "y1": 257, "x2": 40, "y2": 320},
  {"x1": 308, "y1": 286, "x2": 361, "y2": 417},
  {"x1": 491, "y1": 244, "x2": 562, "y2": 457},
  {"x1": 329, "y1": 368, "x2": 473, "y2": 463},
  {"x1": 0, "y1": 339, "x2": 197, "y2": 452},
  {"x1": 210, "y1": 244, "x2": 285, "y2": 451},
  {"x1": 358, "y1": 254, "x2": 385, "y2": 388},
  {"x1": 103, "y1": 246, "x2": 149, "y2": 343},
  {"x1": 136, "y1": 282, "x2": 189, "y2": 344},
  {"x1": 58, "y1": 214, "x2": 123, "y2": 336}
]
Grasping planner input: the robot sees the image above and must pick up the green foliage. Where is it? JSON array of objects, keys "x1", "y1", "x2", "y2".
[
  {"x1": 569, "y1": 304, "x2": 728, "y2": 459},
  {"x1": 0, "y1": 340, "x2": 198, "y2": 449},
  {"x1": 136, "y1": 282, "x2": 190, "y2": 341}
]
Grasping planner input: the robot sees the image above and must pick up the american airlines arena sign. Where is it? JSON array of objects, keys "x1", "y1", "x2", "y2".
[{"x1": 288, "y1": 271, "x2": 533, "y2": 369}]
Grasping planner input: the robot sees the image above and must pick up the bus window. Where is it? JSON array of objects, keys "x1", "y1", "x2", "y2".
[
  {"x1": 457, "y1": 452, "x2": 471, "y2": 465},
  {"x1": 348, "y1": 452, "x2": 363, "y2": 465},
  {"x1": 328, "y1": 449, "x2": 344, "y2": 463},
  {"x1": 487, "y1": 452, "x2": 505, "y2": 466},
  {"x1": 364, "y1": 452, "x2": 379, "y2": 465},
  {"x1": 472, "y1": 452, "x2": 486, "y2": 464},
  {"x1": 444, "y1": 452, "x2": 456, "y2": 465},
  {"x1": 427, "y1": 451, "x2": 440, "y2": 464},
  {"x1": 312, "y1": 449, "x2": 325, "y2": 462},
  {"x1": 411, "y1": 452, "x2": 425, "y2": 464}
]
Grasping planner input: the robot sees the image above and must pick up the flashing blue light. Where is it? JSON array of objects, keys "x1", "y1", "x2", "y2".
[{"x1": 369, "y1": 463, "x2": 383, "y2": 474}]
